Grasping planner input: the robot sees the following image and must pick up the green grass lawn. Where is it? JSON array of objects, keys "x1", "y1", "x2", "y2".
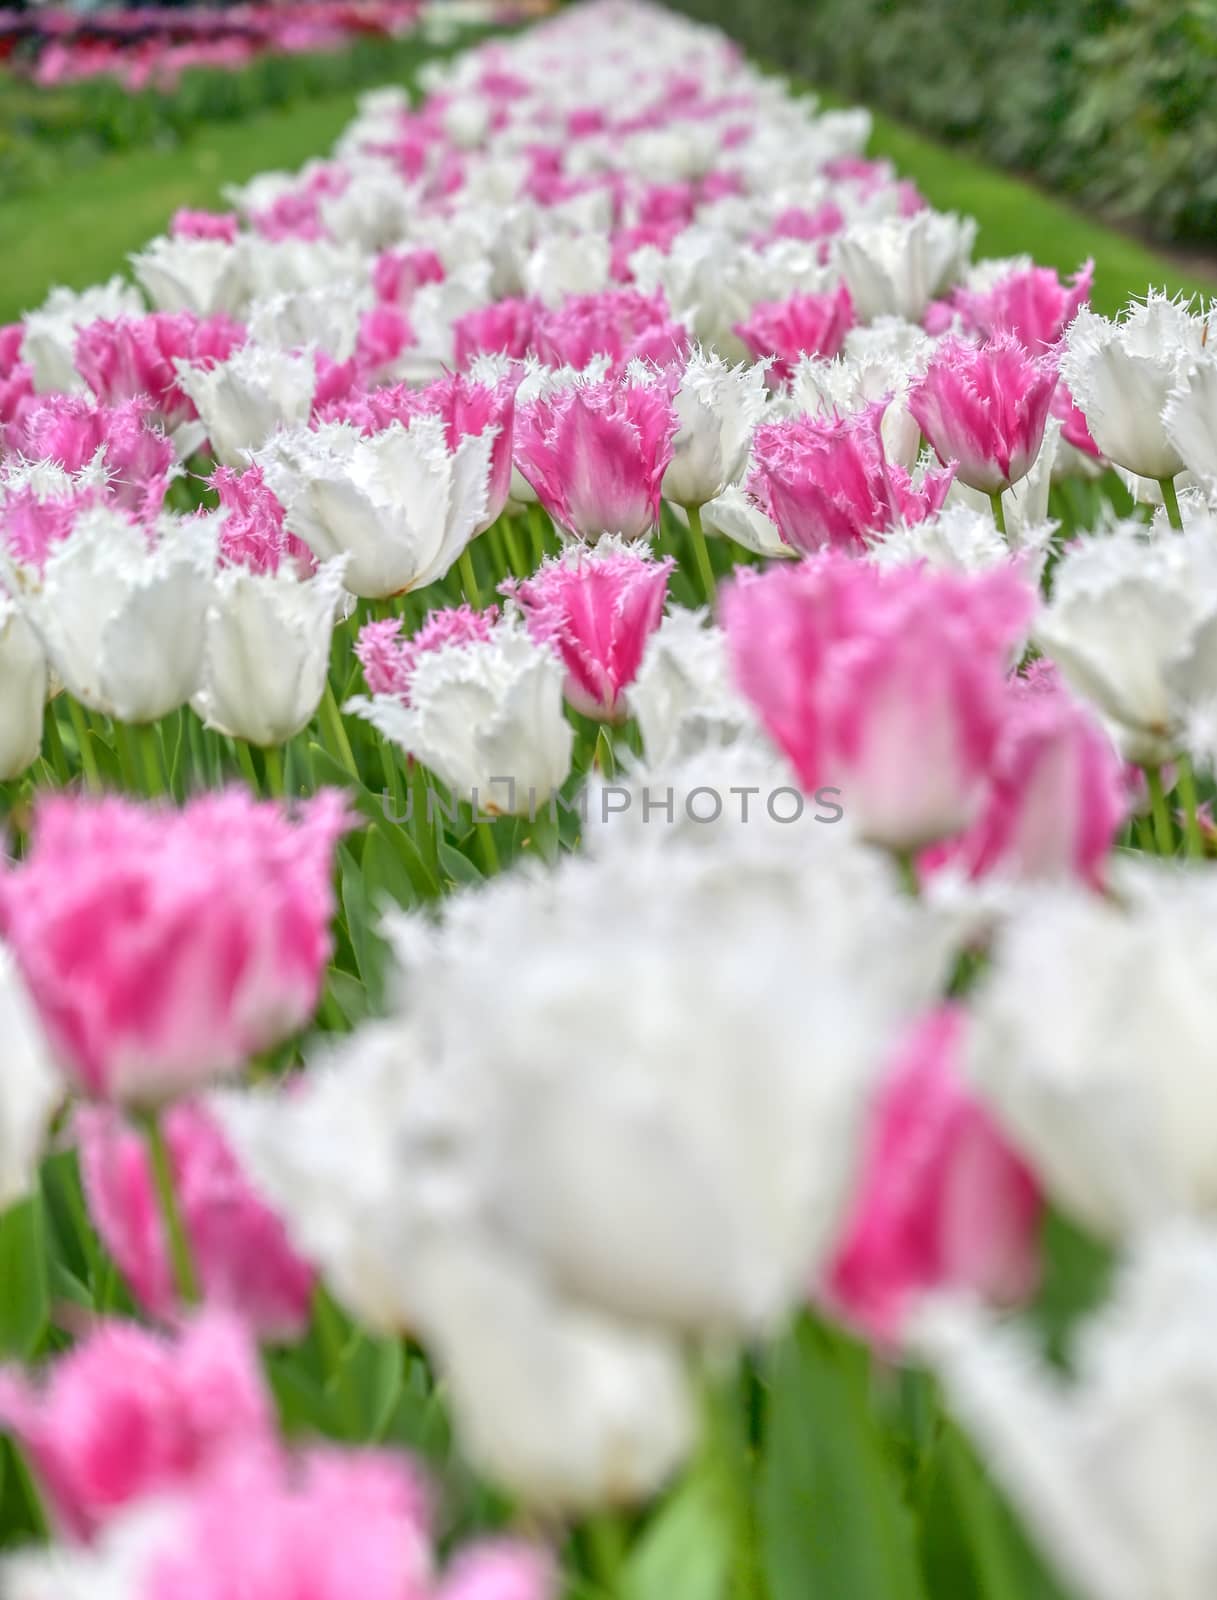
[
  {"x1": 1, "y1": 71, "x2": 1213, "y2": 326},
  {"x1": 0, "y1": 93, "x2": 365, "y2": 323}
]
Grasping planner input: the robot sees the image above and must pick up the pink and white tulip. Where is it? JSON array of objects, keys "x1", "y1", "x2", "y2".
[
  {"x1": 502, "y1": 536, "x2": 674, "y2": 721},
  {"x1": 722, "y1": 553, "x2": 1036, "y2": 850},
  {"x1": 76, "y1": 1100, "x2": 315, "y2": 1339},
  {"x1": 909, "y1": 334, "x2": 1059, "y2": 495},
  {"x1": 0, "y1": 1310, "x2": 273, "y2": 1541},
  {"x1": 734, "y1": 285, "x2": 854, "y2": 384},
  {"x1": 0, "y1": 790, "x2": 351, "y2": 1104},
  {"x1": 745, "y1": 405, "x2": 955, "y2": 555},
  {"x1": 823, "y1": 1006, "x2": 1041, "y2": 1345},
  {"x1": 514, "y1": 374, "x2": 678, "y2": 541}
]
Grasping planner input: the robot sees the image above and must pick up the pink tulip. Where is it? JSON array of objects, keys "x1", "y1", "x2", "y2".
[
  {"x1": 169, "y1": 209, "x2": 240, "y2": 244},
  {"x1": 210, "y1": 464, "x2": 315, "y2": 576},
  {"x1": 0, "y1": 325, "x2": 23, "y2": 375},
  {"x1": 372, "y1": 246, "x2": 446, "y2": 306},
  {"x1": 0, "y1": 1311, "x2": 273, "y2": 1541},
  {"x1": 0, "y1": 363, "x2": 37, "y2": 456},
  {"x1": 453, "y1": 298, "x2": 538, "y2": 368},
  {"x1": 76, "y1": 312, "x2": 247, "y2": 435},
  {"x1": 823, "y1": 1006, "x2": 1042, "y2": 1345},
  {"x1": 953, "y1": 259, "x2": 1093, "y2": 350},
  {"x1": 746, "y1": 405, "x2": 955, "y2": 555},
  {"x1": 923, "y1": 661, "x2": 1127, "y2": 888},
  {"x1": 356, "y1": 604, "x2": 500, "y2": 702},
  {"x1": 142, "y1": 1446, "x2": 437, "y2": 1600},
  {"x1": 12, "y1": 395, "x2": 174, "y2": 519},
  {"x1": 0, "y1": 790, "x2": 351, "y2": 1105},
  {"x1": 502, "y1": 539, "x2": 673, "y2": 721},
  {"x1": 1, "y1": 481, "x2": 107, "y2": 574},
  {"x1": 531, "y1": 289, "x2": 689, "y2": 374},
  {"x1": 908, "y1": 334, "x2": 1059, "y2": 494},
  {"x1": 437, "y1": 1542, "x2": 556, "y2": 1600},
  {"x1": 722, "y1": 554, "x2": 1035, "y2": 850},
  {"x1": 1052, "y1": 380, "x2": 1104, "y2": 461},
  {"x1": 734, "y1": 285, "x2": 854, "y2": 383},
  {"x1": 354, "y1": 304, "x2": 415, "y2": 384},
  {"x1": 514, "y1": 375, "x2": 679, "y2": 541},
  {"x1": 77, "y1": 1100, "x2": 315, "y2": 1339}
]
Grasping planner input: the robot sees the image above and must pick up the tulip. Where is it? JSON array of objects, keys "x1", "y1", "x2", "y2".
[
  {"x1": 74, "y1": 311, "x2": 247, "y2": 442},
  {"x1": 502, "y1": 536, "x2": 673, "y2": 721},
  {"x1": 837, "y1": 211, "x2": 976, "y2": 324},
  {"x1": 130, "y1": 235, "x2": 247, "y2": 319},
  {"x1": 11, "y1": 395, "x2": 175, "y2": 521},
  {"x1": 952, "y1": 258, "x2": 1093, "y2": 349},
  {"x1": 661, "y1": 348, "x2": 770, "y2": 509},
  {"x1": 0, "y1": 943, "x2": 60, "y2": 1211},
  {"x1": 1034, "y1": 519, "x2": 1217, "y2": 765},
  {"x1": 20, "y1": 278, "x2": 144, "y2": 394},
  {"x1": 926, "y1": 661, "x2": 1127, "y2": 887},
  {"x1": 1060, "y1": 294, "x2": 1207, "y2": 482},
  {"x1": 513, "y1": 374, "x2": 678, "y2": 541},
  {"x1": 966, "y1": 860, "x2": 1217, "y2": 1238},
  {"x1": 823, "y1": 1005, "x2": 1041, "y2": 1345},
  {"x1": 256, "y1": 414, "x2": 494, "y2": 600},
  {"x1": 76, "y1": 1100, "x2": 315, "y2": 1338},
  {"x1": 627, "y1": 605, "x2": 763, "y2": 763},
  {"x1": 909, "y1": 334, "x2": 1058, "y2": 496},
  {"x1": 0, "y1": 1311, "x2": 273, "y2": 1541},
  {"x1": 347, "y1": 615, "x2": 573, "y2": 813},
  {"x1": 1163, "y1": 352, "x2": 1217, "y2": 486},
  {"x1": 921, "y1": 1224, "x2": 1217, "y2": 1600},
  {"x1": 176, "y1": 343, "x2": 317, "y2": 469},
  {"x1": 0, "y1": 598, "x2": 48, "y2": 782},
  {"x1": 9, "y1": 509, "x2": 213, "y2": 726},
  {"x1": 0, "y1": 788, "x2": 351, "y2": 1104},
  {"x1": 722, "y1": 554, "x2": 1036, "y2": 851},
  {"x1": 734, "y1": 285, "x2": 854, "y2": 383},
  {"x1": 208, "y1": 463, "x2": 314, "y2": 577},
  {"x1": 193, "y1": 556, "x2": 346, "y2": 747},
  {"x1": 745, "y1": 404, "x2": 956, "y2": 555}
]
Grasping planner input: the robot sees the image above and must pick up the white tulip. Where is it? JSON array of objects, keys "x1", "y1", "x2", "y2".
[
  {"x1": 966, "y1": 861, "x2": 1217, "y2": 1239},
  {"x1": 660, "y1": 349, "x2": 769, "y2": 509},
  {"x1": 1164, "y1": 351, "x2": 1217, "y2": 485},
  {"x1": 21, "y1": 278, "x2": 144, "y2": 394},
  {"x1": 627, "y1": 606, "x2": 763, "y2": 762},
  {"x1": 869, "y1": 502, "x2": 1050, "y2": 588},
  {"x1": 130, "y1": 236, "x2": 246, "y2": 317},
  {"x1": 192, "y1": 557, "x2": 346, "y2": 747},
  {"x1": 0, "y1": 944, "x2": 61, "y2": 1211},
  {"x1": 0, "y1": 597, "x2": 48, "y2": 781},
  {"x1": 837, "y1": 211, "x2": 977, "y2": 323},
  {"x1": 318, "y1": 166, "x2": 415, "y2": 252},
  {"x1": 10, "y1": 509, "x2": 214, "y2": 724},
  {"x1": 699, "y1": 482, "x2": 794, "y2": 559},
  {"x1": 522, "y1": 233, "x2": 611, "y2": 308},
  {"x1": 347, "y1": 616, "x2": 573, "y2": 810},
  {"x1": 235, "y1": 237, "x2": 367, "y2": 306},
  {"x1": 175, "y1": 343, "x2": 317, "y2": 469},
  {"x1": 1060, "y1": 295, "x2": 1207, "y2": 481},
  {"x1": 256, "y1": 414, "x2": 493, "y2": 600},
  {"x1": 247, "y1": 282, "x2": 369, "y2": 362},
  {"x1": 218, "y1": 1027, "x2": 694, "y2": 1510},
  {"x1": 919, "y1": 1223, "x2": 1217, "y2": 1600},
  {"x1": 1034, "y1": 518, "x2": 1217, "y2": 764}
]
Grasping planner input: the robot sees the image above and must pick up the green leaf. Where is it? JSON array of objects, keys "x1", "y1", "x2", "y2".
[
  {"x1": 760, "y1": 1315, "x2": 927, "y2": 1600},
  {"x1": 624, "y1": 1470, "x2": 731, "y2": 1600},
  {"x1": 0, "y1": 1194, "x2": 49, "y2": 1359},
  {"x1": 437, "y1": 840, "x2": 484, "y2": 887}
]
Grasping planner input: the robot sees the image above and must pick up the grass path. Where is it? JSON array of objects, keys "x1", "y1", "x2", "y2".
[{"x1": 2, "y1": 71, "x2": 1214, "y2": 325}]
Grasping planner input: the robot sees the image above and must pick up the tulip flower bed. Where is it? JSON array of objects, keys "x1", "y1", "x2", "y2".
[{"x1": 2, "y1": 1, "x2": 1217, "y2": 1596}]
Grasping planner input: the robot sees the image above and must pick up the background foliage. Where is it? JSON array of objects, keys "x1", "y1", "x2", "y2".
[{"x1": 668, "y1": 0, "x2": 1217, "y2": 248}]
